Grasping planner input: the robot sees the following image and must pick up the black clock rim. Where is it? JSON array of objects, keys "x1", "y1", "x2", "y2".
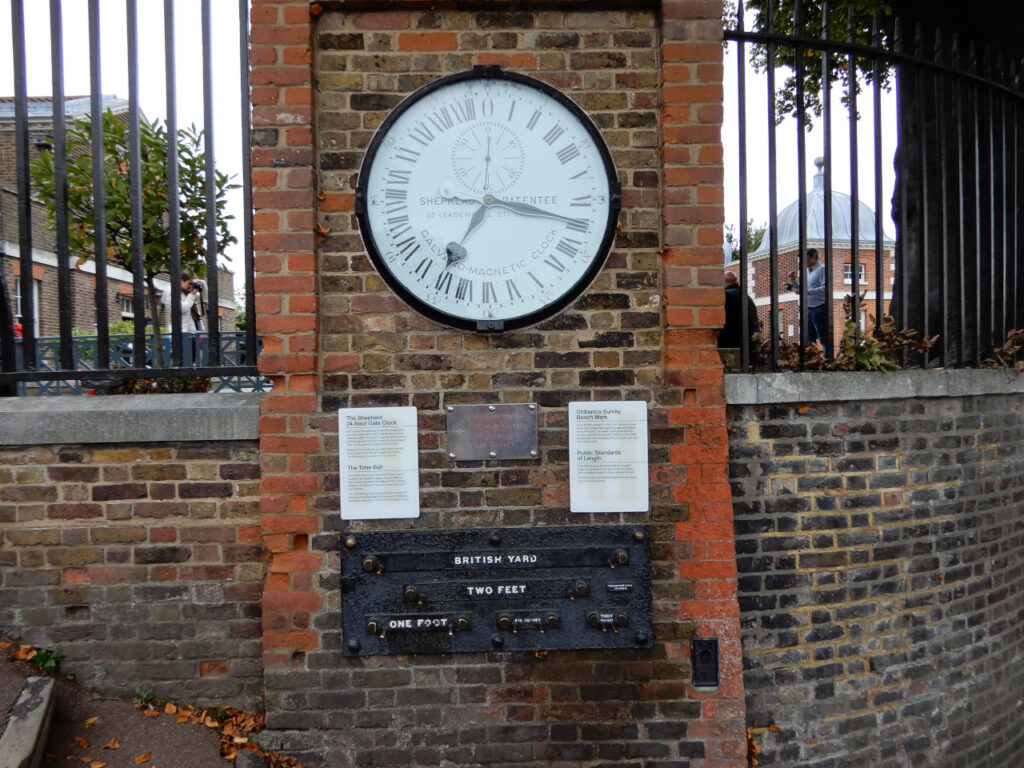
[{"x1": 354, "y1": 66, "x2": 622, "y2": 334}]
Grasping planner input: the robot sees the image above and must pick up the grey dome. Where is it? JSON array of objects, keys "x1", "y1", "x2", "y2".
[{"x1": 752, "y1": 158, "x2": 893, "y2": 254}]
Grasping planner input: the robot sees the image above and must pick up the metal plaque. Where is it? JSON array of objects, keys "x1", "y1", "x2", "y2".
[
  {"x1": 340, "y1": 525, "x2": 653, "y2": 656},
  {"x1": 445, "y1": 403, "x2": 538, "y2": 461}
]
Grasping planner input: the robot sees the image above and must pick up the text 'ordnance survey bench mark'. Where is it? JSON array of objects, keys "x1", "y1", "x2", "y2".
[
  {"x1": 569, "y1": 401, "x2": 649, "y2": 513},
  {"x1": 339, "y1": 407, "x2": 419, "y2": 520}
]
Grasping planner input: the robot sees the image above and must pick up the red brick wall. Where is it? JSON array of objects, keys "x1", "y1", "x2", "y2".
[{"x1": 253, "y1": 1, "x2": 743, "y2": 765}]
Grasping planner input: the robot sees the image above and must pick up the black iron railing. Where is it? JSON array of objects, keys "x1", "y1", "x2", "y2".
[
  {"x1": 0, "y1": 0, "x2": 257, "y2": 396},
  {"x1": 724, "y1": 0, "x2": 1024, "y2": 371}
]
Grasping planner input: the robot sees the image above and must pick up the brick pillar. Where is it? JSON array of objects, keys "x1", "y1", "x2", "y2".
[
  {"x1": 250, "y1": 0, "x2": 323, "y2": 668},
  {"x1": 661, "y1": 1, "x2": 747, "y2": 765}
]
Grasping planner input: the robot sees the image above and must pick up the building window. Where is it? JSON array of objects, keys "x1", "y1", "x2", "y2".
[
  {"x1": 120, "y1": 297, "x2": 135, "y2": 320},
  {"x1": 843, "y1": 263, "x2": 866, "y2": 284}
]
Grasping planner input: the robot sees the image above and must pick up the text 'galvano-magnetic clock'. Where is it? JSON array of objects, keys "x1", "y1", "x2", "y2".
[{"x1": 355, "y1": 66, "x2": 622, "y2": 333}]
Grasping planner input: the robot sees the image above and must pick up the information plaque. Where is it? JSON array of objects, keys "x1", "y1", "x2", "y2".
[
  {"x1": 340, "y1": 525, "x2": 653, "y2": 656},
  {"x1": 338, "y1": 407, "x2": 419, "y2": 520},
  {"x1": 569, "y1": 401, "x2": 649, "y2": 513}
]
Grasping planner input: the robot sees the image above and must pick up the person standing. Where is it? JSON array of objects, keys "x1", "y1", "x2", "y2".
[
  {"x1": 718, "y1": 270, "x2": 761, "y2": 361},
  {"x1": 787, "y1": 248, "x2": 830, "y2": 357},
  {"x1": 180, "y1": 273, "x2": 204, "y2": 364}
]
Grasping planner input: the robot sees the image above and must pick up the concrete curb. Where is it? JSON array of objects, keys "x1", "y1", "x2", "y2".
[{"x1": 0, "y1": 677, "x2": 55, "y2": 768}]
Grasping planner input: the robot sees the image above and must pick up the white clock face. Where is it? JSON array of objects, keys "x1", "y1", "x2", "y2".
[{"x1": 357, "y1": 69, "x2": 621, "y2": 332}]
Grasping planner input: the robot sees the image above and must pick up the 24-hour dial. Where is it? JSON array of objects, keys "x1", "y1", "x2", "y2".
[{"x1": 356, "y1": 66, "x2": 622, "y2": 333}]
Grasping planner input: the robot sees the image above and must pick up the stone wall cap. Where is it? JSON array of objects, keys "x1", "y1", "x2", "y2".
[
  {"x1": 0, "y1": 393, "x2": 263, "y2": 445},
  {"x1": 725, "y1": 368, "x2": 1024, "y2": 405}
]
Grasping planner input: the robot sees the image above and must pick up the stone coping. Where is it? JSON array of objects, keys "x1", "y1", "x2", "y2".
[
  {"x1": 725, "y1": 368, "x2": 1024, "y2": 405},
  {"x1": 0, "y1": 393, "x2": 262, "y2": 446}
]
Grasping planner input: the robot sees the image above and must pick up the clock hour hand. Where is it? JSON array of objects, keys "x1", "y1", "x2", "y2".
[{"x1": 445, "y1": 204, "x2": 487, "y2": 268}]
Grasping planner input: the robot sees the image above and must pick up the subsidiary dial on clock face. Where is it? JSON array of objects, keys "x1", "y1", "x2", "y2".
[
  {"x1": 356, "y1": 68, "x2": 621, "y2": 333},
  {"x1": 450, "y1": 123, "x2": 525, "y2": 195}
]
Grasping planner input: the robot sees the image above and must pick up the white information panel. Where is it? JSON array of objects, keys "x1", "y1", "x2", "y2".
[
  {"x1": 569, "y1": 401, "x2": 649, "y2": 513},
  {"x1": 338, "y1": 407, "x2": 420, "y2": 520}
]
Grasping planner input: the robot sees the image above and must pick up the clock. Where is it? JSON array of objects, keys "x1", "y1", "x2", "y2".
[{"x1": 355, "y1": 66, "x2": 622, "y2": 333}]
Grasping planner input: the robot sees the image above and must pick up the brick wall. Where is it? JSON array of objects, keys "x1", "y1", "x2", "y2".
[
  {"x1": 728, "y1": 388, "x2": 1024, "y2": 767},
  {"x1": 0, "y1": 440, "x2": 265, "y2": 709},
  {"x1": 254, "y1": 0, "x2": 745, "y2": 765}
]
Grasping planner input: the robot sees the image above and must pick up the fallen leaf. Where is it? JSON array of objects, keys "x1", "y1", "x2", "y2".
[
  {"x1": 90, "y1": 762, "x2": 107, "y2": 768},
  {"x1": 84, "y1": 716, "x2": 99, "y2": 728},
  {"x1": 74, "y1": 737, "x2": 89, "y2": 749},
  {"x1": 164, "y1": 702, "x2": 177, "y2": 714},
  {"x1": 204, "y1": 716, "x2": 219, "y2": 728},
  {"x1": 102, "y1": 739, "x2": 120, "y2": 750},
  {"x1": 135, "y1": 754, "x2": 150, "y2": 765},
  {"x1": 177, "y1": 714, "x2": 189, "y2": 723},
  {"x1": 0, "y1": 641, "x2": 10, "y2": 648},
  {"x1": 79, "y1": 759, "x2": 91, "y2": 765},
  {"x1": 89, "y1": 692, "x2": 102, "y2": 701},
  {"x1": 143, "y1": 709, "x2": 160, "y2": 718}
]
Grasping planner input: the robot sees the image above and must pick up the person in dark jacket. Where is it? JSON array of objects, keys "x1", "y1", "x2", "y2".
[{"x1": 718, "y1": 271, "x2": 761, "y2": 359}]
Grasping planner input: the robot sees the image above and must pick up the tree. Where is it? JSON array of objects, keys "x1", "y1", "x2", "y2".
[
  {"x1": 31, "y1": 109, "x2": 237, "y2": 363},
  {"x1": 725, "y1": 218, "x2": 766, "y2": 257},
  {"x1": 730, "y1": 0, "x2": 893, "y2": 126}
]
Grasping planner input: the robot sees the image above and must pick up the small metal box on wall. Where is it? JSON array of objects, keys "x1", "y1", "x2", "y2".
[{"x1": 340, "y1": 525, "x2": 653, "y2": 656}]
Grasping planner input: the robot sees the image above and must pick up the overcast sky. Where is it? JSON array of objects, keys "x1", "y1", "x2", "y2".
[
  {"x1": 0, "y1": 0, "x2": 247, "y2": 293},
  {"x1": 722, "y1": 41, "x2": 899, "y2": 247}
]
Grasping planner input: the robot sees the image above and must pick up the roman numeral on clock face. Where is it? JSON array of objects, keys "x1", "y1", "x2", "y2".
[
  {"x1": 542, "y1": 125, "x2": 564, "y2": 145},
  {"x1": 434, "y1": 271, "x2": 453, "y2": 293},
  {"x1": 556, "y1": 144, "x2": 580, "y2": 164},
  {"x1": 555, "y1": 238, "x2": 582, "y2": 259},
  {"x1": 481, "y1": 282, "x2": 497, "y2": 303},
  {"x1": 455, "y1": 278, "x2": 473, "y2": 301},
  {"x1": 410, "y1": 122, "x2": 435, "y2": 147}
]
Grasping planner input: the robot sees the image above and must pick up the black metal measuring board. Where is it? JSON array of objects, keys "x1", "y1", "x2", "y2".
[{"x1": 340, "y1": 525, "x2": 653, "y2": 656}]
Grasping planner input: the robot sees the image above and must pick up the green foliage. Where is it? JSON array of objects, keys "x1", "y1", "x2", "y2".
[
  {"x1": 29, "y1": 647, "x2": 64, "y2": 675},
  {"x1": 761, "y1": 314, "x2": 937, "y2": 371},
  {"x1": 32, "y1": 110, "x2": 237, "y2": 281},
  {"x1": 131, "y1": 687, "x2": 155, "y2": 707},
  {"x1": 835, "y1": 320, "x2": 900, "y2": 370},
  {"x1": 727, "y1": 0, "x2": 894, "y2": 125},
  {"x1": 725, "y1": 218, "x2": 766, "y2": 256}
]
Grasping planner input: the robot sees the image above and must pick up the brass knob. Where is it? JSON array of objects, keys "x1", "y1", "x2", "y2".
[
  {"x1": 497, "y1": 615, "x2": 513, "y2": 630},
  {"x1": 574, "y1": 580, "x2": 589, "y2": 597},
  {"x1": 361, "y1": 555, "x2": 380, "y2": 573},
  {"x1": 612, "y1": 549, "x2": 629, "y2": 566},
  {"x1": 587, "y1": 611, "x2": 601, "y2": 628},
  {"x1": 615, "y1": 612, "x2": 629, "y2": 627},
  {"x1": 546, "y1": 613, "x2": 560, "y2": 629},
  {"x1": 633, "y1": 530, "x2": 645, "y2": 542},
  {"x1": 403, "y1": 586, "x2": 419, "y2": 603},
  {"x1": 344, "y1": 536, "x2": 358, "y2": 549},
  {"x1": 366, "y1": 619, "x2": 380, "y2": 635},
  {"x1": 457, "y1": 616, "x2": 470, "y2": 631}
]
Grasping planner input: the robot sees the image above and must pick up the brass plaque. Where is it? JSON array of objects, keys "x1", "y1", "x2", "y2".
[{"x1": 445, "y1": 403, "x2": 538, "y2": 461}]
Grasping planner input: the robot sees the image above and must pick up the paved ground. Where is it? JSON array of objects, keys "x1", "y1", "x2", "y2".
[{"x1": 1, "y1": 639, "x2": 273, "y2": 768}]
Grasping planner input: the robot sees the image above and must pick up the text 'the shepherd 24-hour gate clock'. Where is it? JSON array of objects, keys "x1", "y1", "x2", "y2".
[{"x1": 355, "y1": 66, "x2": 622, "y2": 333}]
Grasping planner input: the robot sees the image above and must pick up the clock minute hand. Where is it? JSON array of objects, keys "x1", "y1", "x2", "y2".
[{"x1": 485, "y1": 195, "x2": 584, "y2": 228}]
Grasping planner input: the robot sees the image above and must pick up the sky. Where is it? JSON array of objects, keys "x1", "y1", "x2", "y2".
[
  {"x1": 0, "y1": 0, "x2": 247, "y2": 296},
  {"x1": 722, "y1": 38, "x2": 900, "y2": 250}
]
